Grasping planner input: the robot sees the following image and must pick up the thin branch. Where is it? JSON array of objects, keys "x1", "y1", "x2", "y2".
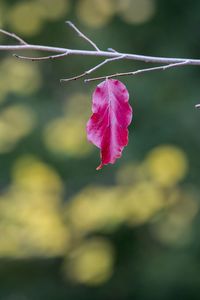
[
  {"x1": 0, "y1": 29, "x2": 27, "y2": 45},
  {"x1": 85, "y1": 60, "x2": 190, "y2": 83},
  {"x1": 86, "y1": 55, "x2": 126, "y2": 74},
  {"x1": 107, "y1": 48, "x2": 118, "y2": 53},
  {"x1": 60, "y1": 55, "x2": 126, "y2": 82},
  {"x1": 1, "y1": 42, "x2": 200, "y2": 65},
  {"x1": 66, "y1": 21, "x2": 100, "y2": 52},
  {"x1": 13, "y1": 51, "x2": 69, "y2": 61},
  {"x1": 60, "y1": 73, "x2": 86, "y2": 83},
  {"x1": 0, "y1": 23, "x2": 200, "y2": 84}
]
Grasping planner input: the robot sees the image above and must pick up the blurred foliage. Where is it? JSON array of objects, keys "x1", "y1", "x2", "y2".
[{"x1": 0, "y1": 0, "x2": 200, "y2": 300}]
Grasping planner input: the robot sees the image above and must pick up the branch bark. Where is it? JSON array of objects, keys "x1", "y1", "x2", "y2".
[
  {"x1": 84, "y1": 60, "x2": 190, "y2": 82},
  {"x1": 0, "y1": 22, "x2": 200, "y2": 84}
]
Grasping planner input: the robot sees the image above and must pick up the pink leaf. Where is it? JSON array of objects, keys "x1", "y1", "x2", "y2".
[{"x1": 86, "y1": 79, "x2": 133, "y2": 170}]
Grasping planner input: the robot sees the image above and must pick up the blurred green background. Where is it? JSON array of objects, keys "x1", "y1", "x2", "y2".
[{"x1": 0, "y1": 0, "x2": 200, "y2": 299}]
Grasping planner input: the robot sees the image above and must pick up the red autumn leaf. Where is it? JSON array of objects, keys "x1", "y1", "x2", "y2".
[{"x1": 86, "y1": 79, "x2": 132, "y2": 170}]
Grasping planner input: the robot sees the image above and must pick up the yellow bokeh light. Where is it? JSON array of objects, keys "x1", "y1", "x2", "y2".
[
  {"x1": 118, "y1": 0, "x2": 156, "y2": 25},
  {"x1": 67, "y1": 186, "x2": 125, "y2": 234},
  {"x1": 76, "y1": 0, "x2": 115, "y2": 28},
  {"x1": 43, "y1": 92, "x2": 97, "y2": 157},
  {"x1": 8, "y1": 2, "x2": 43, "y2": 36},
  {"x1": 0, "y1": 58, "x2": 41, "y2": 96},
  {"x1": 44, "y1": 117, "x2": 92, "y2": 157},
  {"x1": 145, "y1": 145, "x2": 188, "y2": 187},
  {"x1": 0, "y1": 156, "x2": 69, "y2": 257},
  {"x1": 151, "y1": 194, "x2": 198, "y2": 247},
  {"x1": 0, "y1": 188, "x2": 70, "y2": 257},
  {"x1": 64, "y1": 92, "x2": 91, "y2": 120},
  {"x1": 37, "y1": 0, "x2": 70, "y2": 20},
  {"x1": 0, "y1": 105, "x2": 36, "y2": 152},
  {"x1": 123, "y1": 182, "x2": 165, "y2": 226},
  {"x1": 66, "y1": 238, "x2": 114, "y2": 285},
  {"x1": 12, "y1": 155, "x2": 63, "y2": 194}
]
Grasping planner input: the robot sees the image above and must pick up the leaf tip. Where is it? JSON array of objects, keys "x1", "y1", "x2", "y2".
[{"x1": 96, "y1": 163, "x2": 103, "y2": 171}]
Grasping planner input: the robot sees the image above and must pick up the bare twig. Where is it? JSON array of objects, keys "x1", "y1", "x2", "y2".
[
  {"x1": 85, "y1": 60, "x2": 190, "y2": 83},
  {"x1": 0, "y1": 42, "x2": 200, "y2": 66},
  {"x1": 0, "y1": 22, "x2": 200, "y2": 85},
  {"x1": 0, "y1": 29, "x2": 27, "y2": 45},
  {"x1": 60, "y1": 55, "x2": 126, "y2": 82},
  {"x1": 107, "y1": 48, "x2": 118, "y2": 53},
  {"x1": 86, "y1": 55, "x2": 126, "y2": 74},
  {"x1": 66, "y1": 21, "x2": 100, "y2": 52},
  {"x1": 60, "y1": 73, "x2": 86, "y2": 83},
  {"x1": 0, "y1": 43, "x2": 200, "y2": 66},
  {"x1": 13, "y1": 51, "x2": 69, "y2": 61}
]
